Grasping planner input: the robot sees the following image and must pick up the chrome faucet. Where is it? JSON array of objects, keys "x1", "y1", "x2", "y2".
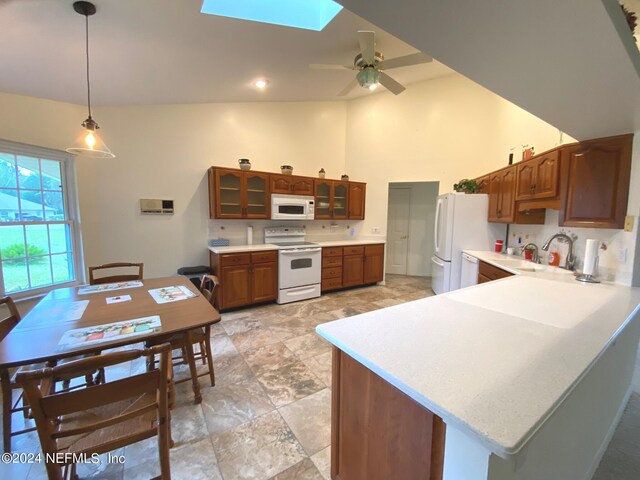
[
  {"x1": 521, "y1": 243, "x2": 541, "y2": 264},
  {"x1": 541, "y1": 233, "x2": 575, "y2": 270}
]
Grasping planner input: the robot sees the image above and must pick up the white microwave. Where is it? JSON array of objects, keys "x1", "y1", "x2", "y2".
[{"x1": 271, "y1": 194, "x2": 315, "y2": 220}]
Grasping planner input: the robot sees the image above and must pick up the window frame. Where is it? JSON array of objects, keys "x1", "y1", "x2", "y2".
[{"x1": 0, "y1": 139, "x2": 85, "y2": 300}]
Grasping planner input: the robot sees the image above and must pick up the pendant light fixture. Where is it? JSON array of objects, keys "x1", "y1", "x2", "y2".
[{"x1": 66, "y1": 1, "x2": 115, "y2": 158}]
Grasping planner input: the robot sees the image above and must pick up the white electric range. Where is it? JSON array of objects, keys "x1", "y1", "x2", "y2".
[{"x1": 264, "y1": 226, "x2": 321, "y2": 304}]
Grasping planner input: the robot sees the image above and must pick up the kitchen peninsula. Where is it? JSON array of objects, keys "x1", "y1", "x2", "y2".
[{"x1": 316, "y1": 265, "x2": 640, "y2": 480}]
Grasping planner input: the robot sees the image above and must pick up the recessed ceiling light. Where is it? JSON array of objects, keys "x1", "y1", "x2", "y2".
[
  {"x1": 254, "y1": 79, "x2": 268, "y2": 89},
  {"x1": 201, "y1": 0, "x2": 343, "y2": 31}
]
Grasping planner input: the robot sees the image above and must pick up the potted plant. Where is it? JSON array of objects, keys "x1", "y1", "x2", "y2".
[{"x1": 453, "y1": 179, "x2": 479, "y2": 193}]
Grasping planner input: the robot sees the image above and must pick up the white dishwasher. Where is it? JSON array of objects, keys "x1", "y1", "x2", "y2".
[{"x1": 460, "y1": 253, "x2": 479, "y2": 288}]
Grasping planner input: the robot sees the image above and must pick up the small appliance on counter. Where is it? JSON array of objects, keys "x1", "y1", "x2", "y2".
[{"x1": 264, "y1": 226, "x2": 321, "y2": 304}]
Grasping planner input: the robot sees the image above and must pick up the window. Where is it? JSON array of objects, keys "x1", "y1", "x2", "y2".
[{"x1": 0, "y1": 140, "x2": 83, "y2": 297}]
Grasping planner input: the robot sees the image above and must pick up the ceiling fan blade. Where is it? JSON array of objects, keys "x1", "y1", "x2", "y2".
[
  {"x1": 378, "y1": 72, "x2": 406, "y2": 95},
  {"x1": 383, "y1": 52, "x2": 433, "y2": 70},
  {"x1": 337, "y1": 78, "x2": 359, "y2": 97},
  {"x1": 310, "y1": 63, "x2": 353, "y2": 70},
  {"x1": 358, "y1": 30, "x2": 375, "y2": 64}
]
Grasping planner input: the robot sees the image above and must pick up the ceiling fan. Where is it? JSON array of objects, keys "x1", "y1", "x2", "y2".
[{"x1": 310, "y1": 31, "x2": 432, "y2": 96}]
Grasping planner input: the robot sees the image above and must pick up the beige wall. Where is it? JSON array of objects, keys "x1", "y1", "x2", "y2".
[
  {"x1": 0, "y1": 92, "x2": 347, "y2": 277},
  {"x1": 1, "y1": 72, "x2": 638, "y2": 284}
]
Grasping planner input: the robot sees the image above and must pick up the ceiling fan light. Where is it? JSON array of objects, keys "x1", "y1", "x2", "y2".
[{"x1": 356, "y1": 67, "x2": 380, "y2": 89}]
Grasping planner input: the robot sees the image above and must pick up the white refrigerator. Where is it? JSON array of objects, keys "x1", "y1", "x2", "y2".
[{"x1": 431, "y1": 193, "x2": 504, "y2": 294}]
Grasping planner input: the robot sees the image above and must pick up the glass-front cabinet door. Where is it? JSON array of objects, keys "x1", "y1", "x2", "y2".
[
  {"x1": 315, "y1": 180, "x2": 332, "y2": 219},
  {"x1": 215, "y1": 169, "x2": 243, "y2": 218},
  {"x1": 333, "y1": 181, "x2": 348, "y2": 219},
  {"x1": 245, "y1": 172, "x2": 269, "y2": 219}
]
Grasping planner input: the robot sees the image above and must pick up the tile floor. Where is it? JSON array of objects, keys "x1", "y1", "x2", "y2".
[{"x1": 1, "y1": 274, "x2": 639, "y2": 479}]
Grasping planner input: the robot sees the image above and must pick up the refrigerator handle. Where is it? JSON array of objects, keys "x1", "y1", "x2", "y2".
[
  {"x1": 434, "y1": 198, "x2": 442, "y2": 255},
  {"x1": 431, "y1": 255, "x2": 445, "y2": 267}
]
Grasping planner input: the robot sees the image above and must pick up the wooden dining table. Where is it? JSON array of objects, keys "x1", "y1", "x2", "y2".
[{"x1": 0, "y1": 276, "x2": 221, "y2": 369}]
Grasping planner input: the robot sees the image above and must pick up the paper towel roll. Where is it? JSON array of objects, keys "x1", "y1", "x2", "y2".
[
  {"x1": 583, "y1": 239, "x2": 600, "y2": 276},
  {"x1": 247, "y1": 226, "x2": 253, "y2": 245}
]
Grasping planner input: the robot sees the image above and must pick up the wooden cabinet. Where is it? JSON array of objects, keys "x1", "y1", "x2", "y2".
[
  {"x1": 331, "y1": 348, "x2": 445, "y2": 480},
  {"x1": 270, "y1": 174, "x2": 314, "y2": 195},
  {"x1": 343, "y1": 246, "x2": 365, "y2": 288},
  {"x1": 210, "y1": 250, "x2": 277, "y2": 310},
  {"x1": 478, "y1": 261, "x2": 513, "y2": 283},
  {"x1": 315, "y1": 180, "x2": 349, "y2": 219},
  {"x1": 322, "y1": 244, "x2": 384, "y2": 292},
  {"x1": 363, "y1": 244, "x2": 384, "y2": 284},
  {"x1": 208, "y1": 168, "x2": 269, "y2": 219},
  {"x1": 476, "y1": 175, "x2": 490, "y2": 194},
  {"x1": 322, "y1": 247, "x2": 343, "y2": 292},
  {"x1": 515, "y1": 150, "x2": 559, "y2": 201},
  {"x1": 488, "y1": 166, "x2": 516, "y2": 223},
  {"x1": 348, "y1": 182, "x2": 366, "y2": 220},
  {"x1": 559, "y1": 134, "x2": 632, "y2": 229}
]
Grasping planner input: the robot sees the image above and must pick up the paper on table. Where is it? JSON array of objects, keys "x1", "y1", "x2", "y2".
[
  {"x1": 106, "y1": 295, "x2": 132, "y2": 304},
  {"x1": 78, "y1": 281, "x2": 143, "y2": 295},
  {"x1": 148, "y1": 285, "x2": 196, "y2": 304},
  {"x1": 57, "y1": 315, "x2": 162, "y2": 351},
  {"x1": 37, "y1": 299, "x2": 89, "y2": 323}
]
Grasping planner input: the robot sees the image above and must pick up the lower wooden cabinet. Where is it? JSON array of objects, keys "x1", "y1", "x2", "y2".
[
  {"x1": 210, "y1": 250, "x2": 277, "y2": 310},
  {"x1": 331, "y1": 348, "x2": 445, "y2": 480},
  {"x1": 322, "y1": 244, "x2": 385, "y2": 292},
  {"x1": 478, "y1": 260, "x2": 513, "y2": 283}
]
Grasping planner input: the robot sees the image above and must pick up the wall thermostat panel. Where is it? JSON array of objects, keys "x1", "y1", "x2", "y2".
[{"x1": 140, "y1": 199, "x2": 174, "y2": 215}]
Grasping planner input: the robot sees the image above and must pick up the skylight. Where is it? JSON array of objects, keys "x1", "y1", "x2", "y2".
[{"x1": 200, "y1": 0, "x2": 343, "y2": 31}]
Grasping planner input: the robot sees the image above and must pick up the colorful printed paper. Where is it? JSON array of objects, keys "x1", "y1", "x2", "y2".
[
  {"x1": 148, "y1": 285, "x2": 196, "y2": 304},
  {"x1": 57, "y1": 315, "x2": 161, "y2": 350},
  {"x1": 78, "y1": 281, "x2": 144, "y2": 295}
]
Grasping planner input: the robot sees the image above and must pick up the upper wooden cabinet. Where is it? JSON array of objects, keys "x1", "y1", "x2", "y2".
[
  {"x1": 348, "y1": 182, "x2": 366, "y2": 220},
  {"x1": 315, "y1": 180, "x2": 349, "y2": 219},
  {"x1": 488, "y1": 166, "x2": 516, "y2": 223},
  {"x1": 476, "y1": 175, "x2": 490, "y2": 194},
  {"x1": 209, "y1": 168, "x2": 269, "y2": 219},
  {"x1": 559, "y1": 134, "x2": 633, "y2": 229},
  {"x1": 515, "y1": 150, "x2": 559, "y2": 201},
  {"x1": 476, "y1": 133, "x2": 632, "y2": 229},
  {"x1": 269, "y1": 174, "x2": 314, "y2": 195}
]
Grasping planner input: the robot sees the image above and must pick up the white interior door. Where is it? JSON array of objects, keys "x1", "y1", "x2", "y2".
[{"x1": 386, "y1": 187, "x2": 411, "y2": 275}]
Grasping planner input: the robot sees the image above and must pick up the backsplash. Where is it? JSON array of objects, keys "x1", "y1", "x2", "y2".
[
  {"x1": 508, "y1": 210, "x2": 636, "y2": 284},
  {"x1": 207, "y1": 219, "x2": 375, "y2": 245}
]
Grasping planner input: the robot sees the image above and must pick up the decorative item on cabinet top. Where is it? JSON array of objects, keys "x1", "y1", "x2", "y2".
[
  {"x1": 319, "y1": 168, "x2": 325, "y2": 178},
  {"x1": 238, "y1": 158, "x2": 251, "y2": 170},
  {"x1": 453, "y1": 178, "x2": 479, "y2": 193},
  {"x1": 281, "y1": 165, "x2": 293, "y2": 175}
]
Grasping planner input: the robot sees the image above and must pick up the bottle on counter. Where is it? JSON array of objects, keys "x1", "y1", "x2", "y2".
[{"x1": 548, "y1": 251, "x2": 560, "y2": 266}]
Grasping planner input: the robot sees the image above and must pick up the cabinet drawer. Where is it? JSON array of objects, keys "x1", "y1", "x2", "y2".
[
  {"x1": 323, "y1": 256, "x2": 343, "y2": 268},
  {"x1": 322, "y1": 277, "x2": 343, "y2": 291},
  {"x1": 251, "y1": 251, "x2": 277, "y2": 264},
  {"x1": 478, "y1": 261, "x2": 513, "y2": 281},
  {"x1": 343, "y1": 245, "x2": 365, "y2": 256},
  {"x1": 322, "y1": 266, "x2": 342, "y2": 279},
  {"x1": 323, "y1": 247, "x2": 343, "y2": 257},
  {"x1": 364, "y1": 244, "x2": 384, "y2": 256},
  {"x1": 220, "y1": 253, "x2": 250, "y2": 267}
]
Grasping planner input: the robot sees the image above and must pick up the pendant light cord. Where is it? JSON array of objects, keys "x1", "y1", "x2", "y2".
[{"x1": 85, "y1": 12, "x2": 92, "y2": 120}]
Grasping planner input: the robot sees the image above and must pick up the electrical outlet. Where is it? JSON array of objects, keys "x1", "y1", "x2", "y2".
[
  {"x1": 624, "y1": 215, "x2": 634, "y2": 232},
  {"x1": 371, "y1": 227, "x2": 381, "y2": 234},
  {"x1": 618, "y1": 248, "x2": 627, "y2": 263}
]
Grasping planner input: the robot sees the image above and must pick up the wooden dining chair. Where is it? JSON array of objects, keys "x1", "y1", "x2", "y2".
[
  {"x1": 16, "y1": 343, "x2": 173, "y2": 480},
  {"x1": 1, "y1": 296, "x2": 107, "y2": 453},
  {"x1": 146, "y1": 275, "x2": 220, "y2": 404},
  {"x1": 88, "y1": 262, "x2": 144, "y2": 285}
]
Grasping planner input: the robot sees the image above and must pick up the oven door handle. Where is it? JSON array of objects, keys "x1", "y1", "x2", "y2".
[{"x1": 280, "y1": 248, "x2": 322, "y2": 254}]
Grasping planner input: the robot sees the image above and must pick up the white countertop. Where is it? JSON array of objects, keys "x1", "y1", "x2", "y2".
[
  {"x1": 208, "y1": 244, "x2": 278, "y2": 254},
  {"x1": 315, "y1": 255, "x2": 640, "y2": 459},
  {"x1": 208, "y1": 239, "x2": 385, "y2": 254}
]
